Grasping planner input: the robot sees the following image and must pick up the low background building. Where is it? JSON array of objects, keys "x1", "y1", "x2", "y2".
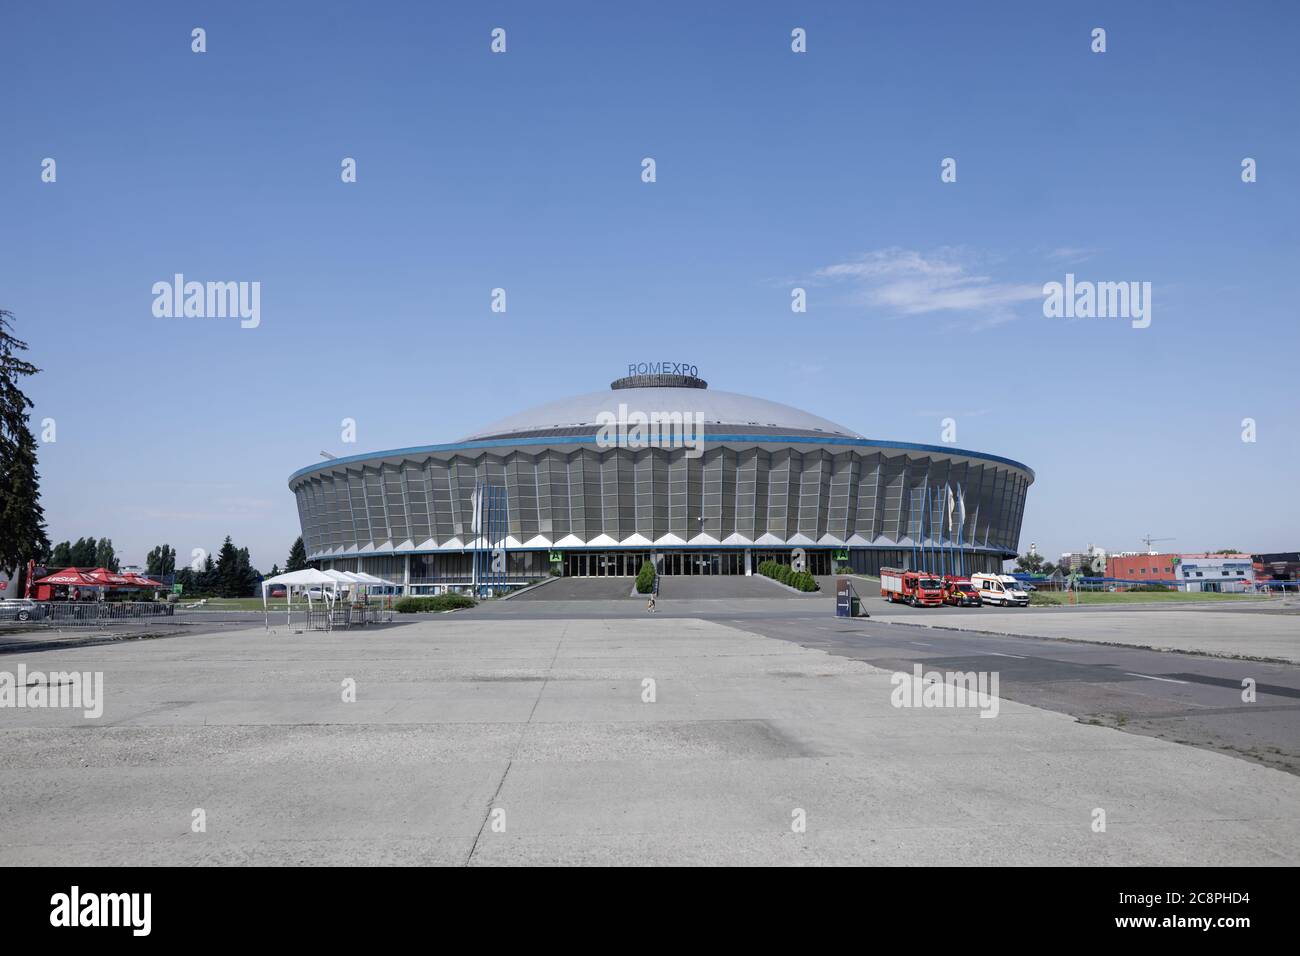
[
  {"x1": 1107, "y1": 553, "x2": 1178, "y2": 587},
  {"x1": 1060, "y1": 545, "x2": 1108, "y2": 576},
  {"x1": 1175, "y1": 553, "x2": 1255, "y2": 592}
]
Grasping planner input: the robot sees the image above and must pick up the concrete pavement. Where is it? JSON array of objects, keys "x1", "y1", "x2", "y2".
[
  {"x1": 871, "y1": 605, "x2": 1300, "y2": 663},
  {"x1": 2, "y1": 614, "x2": 1297, "y2": 865}
]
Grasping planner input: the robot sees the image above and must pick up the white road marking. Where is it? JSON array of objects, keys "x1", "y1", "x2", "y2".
[
  {"x1": 1124, "y1": 672, "x2": 1189, "y2": 685},
  {"x1": 911, "y1": 641, "x2": 933, "y2": 647},
  {"x1": 986, "y1": 652, "x2": 1026, "y2": 659}
]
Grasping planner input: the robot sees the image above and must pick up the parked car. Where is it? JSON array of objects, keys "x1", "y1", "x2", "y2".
[
  {"x1": 941, "y1": 577, "x2": 982, "y2": 607},
  {"x1": 970, "y1": 573, "x2": 1031, "y2": 607},
  {"x1": 0, "y1": 598, "x2": 45, "y2": 622},
  {"x1": 267, "y1": 586, "x2": 287, "y2": 598}
]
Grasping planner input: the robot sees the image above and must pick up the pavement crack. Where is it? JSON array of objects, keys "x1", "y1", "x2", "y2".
[{"x1": 464, "y1": 625, "x2": 565, "y2": 866}]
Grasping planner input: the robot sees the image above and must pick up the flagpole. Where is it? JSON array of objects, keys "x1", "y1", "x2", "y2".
[{"x1": 958, "y1": 484, "x2": 966, "y2": 577}]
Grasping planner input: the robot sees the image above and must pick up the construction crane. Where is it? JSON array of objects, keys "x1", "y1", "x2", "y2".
[{"x1": 1141, "y1": 534, "x2": 1174, "y2": 551}]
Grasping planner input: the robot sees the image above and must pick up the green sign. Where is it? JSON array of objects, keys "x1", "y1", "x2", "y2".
[
  {"x1": 548, "y1": 551, "x2": 563, "y2": 564},
  {"x1": 833, "y1": 549, "x2": 849, "y2": 561},
  {"x1": 171, "y1": 583, "x2": 184, "y2": 594}
]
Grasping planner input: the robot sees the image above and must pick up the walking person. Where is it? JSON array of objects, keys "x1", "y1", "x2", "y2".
[{"x1": 646, "y1": 590, "x2": 656, "y2": 613}]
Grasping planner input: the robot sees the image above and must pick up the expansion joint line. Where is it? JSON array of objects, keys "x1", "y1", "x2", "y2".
[{"x1": 464, "y1": 625, "x2": 565, "y2": 865}]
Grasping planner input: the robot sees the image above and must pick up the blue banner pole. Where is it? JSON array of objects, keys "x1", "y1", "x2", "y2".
[
  {"x1": 911, "y1": 490, "x2": 918, "y2": 572},
  {"x1": 923, "y1": 485, "x2": 931, "y2": 574}
]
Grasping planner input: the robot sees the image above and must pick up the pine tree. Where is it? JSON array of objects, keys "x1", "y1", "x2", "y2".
[
  {"x1": 235, "y1": 546, "x2": 259, "y2": 597},
  {"x1": 0, "y1": 310, "x2": 49, "y2": 580},
  {"x1": 198, "y1": 553, "x2": 217, "y2": 595},
  {"x1": 0, "y1": 429, "x2": 50, "y2": 580},
  {"x1": 286, "y1": 536, "x2": 308, "y2": 572},
  {"x1": 215, "y1": 536, "x2": 241, "y2": 597}
]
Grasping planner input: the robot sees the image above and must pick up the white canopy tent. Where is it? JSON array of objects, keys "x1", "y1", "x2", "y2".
[
  {"x1": 321, "y1": 569, "x2": 398, "y2": 595},
  {"x1": 260, "y1": 568, "x2": 340, "y2": 630}
]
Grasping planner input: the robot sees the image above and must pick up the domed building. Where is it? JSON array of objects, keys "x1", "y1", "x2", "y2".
[{"x1": 288, "y1": 369, "x2": 1033, "y2": 592}]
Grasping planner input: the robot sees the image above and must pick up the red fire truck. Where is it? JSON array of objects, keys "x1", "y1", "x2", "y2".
[
  {"x1": 879, "y1": 568, "x2": 945, "y2": 607},
  {"x1": 941, "y1": 576, "x2": 982, "y2": 607}
]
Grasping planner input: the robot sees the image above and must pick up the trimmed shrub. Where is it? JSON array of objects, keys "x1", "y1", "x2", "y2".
[
  {"x1": 791, "y1": 570, "x2": 818, "y2": 592},
  {"x1": 395, "y1": 594, "x2": 477, "y2": 613},
  {"x1": 636, "y1": 560, "x2": 657, "y2": 594},
  {"x1": 757, "y1": 559, "x2": 820, "y2": 592}
]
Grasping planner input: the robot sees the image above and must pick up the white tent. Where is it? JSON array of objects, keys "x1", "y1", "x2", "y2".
[
  {"x1": 321, "y1": 569, "x2": 397, "y2": 594},
  {"x1": 321, "y1": 569, "x2": 362, "y2": 588},
  {"x1": 261, "y1": 568, "x2": 340, "y2": 630}
]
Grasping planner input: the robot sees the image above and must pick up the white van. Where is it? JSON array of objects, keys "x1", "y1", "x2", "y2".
[{"x1": 970, "y1": 573, "x2": 1030, "y2": 607}]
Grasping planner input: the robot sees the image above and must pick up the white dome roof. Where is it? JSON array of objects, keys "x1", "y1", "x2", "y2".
[{"x1": 462, "y1": 387, "x2": 862, "y2": 441}]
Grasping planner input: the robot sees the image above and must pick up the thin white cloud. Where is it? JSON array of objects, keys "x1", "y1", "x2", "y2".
[
  {"x1": 813, "y1": 247, "x2": 1041, "y2": 327},
  {"x1": 1047, "y1": 246, "x2": 1096, "y2": 264}
]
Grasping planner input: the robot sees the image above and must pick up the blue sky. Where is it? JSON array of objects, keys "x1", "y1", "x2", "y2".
[{"x1": 2, "y1": 0, "x2": 1297, "y2": 570}]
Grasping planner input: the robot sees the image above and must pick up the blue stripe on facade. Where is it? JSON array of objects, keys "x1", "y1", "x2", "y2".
[{"x1": 290, "y1": 434, "x2": 1034, "y2": 485}]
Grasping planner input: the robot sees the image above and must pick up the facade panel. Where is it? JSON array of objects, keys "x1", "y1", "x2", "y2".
[{"x1": 294, "y1": 446, "x2": 1030, "y2": 562}]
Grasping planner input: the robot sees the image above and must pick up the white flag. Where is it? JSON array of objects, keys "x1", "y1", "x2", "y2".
[{"x1": 946, "y1": 485, "x2": 955, "y2": 532}]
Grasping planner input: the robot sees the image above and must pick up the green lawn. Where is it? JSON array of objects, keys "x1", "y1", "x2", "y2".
[
  {"x1": 1030, "y1": 590, "x2": 1265, "y2": 606},
  {"x1": 178, "y1": 597, "x2": 328, "y2": 611}
]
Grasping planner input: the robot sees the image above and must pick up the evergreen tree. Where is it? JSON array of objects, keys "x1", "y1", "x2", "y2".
[
  {"x1": 215, "y1": 536, "x2": 241, "y2": 597},
  {"x1": 0, "y1": 310, "x2": 50, "y2": 582},
  {"x1": 50, "y1": 541, "x2": 73, "y2": 567},
  {"x1": 286, "y1": 536, "x2": 307, "y2": 572},
  {"x1": 234, "y1": 546, "x2": 259, "y2": 597},
  {"x1": 198, "y1": 553, "x2": 217, "y2": 595},
  {"x1": 269, "y1": 563, "x2": 280, "y2": 577}
]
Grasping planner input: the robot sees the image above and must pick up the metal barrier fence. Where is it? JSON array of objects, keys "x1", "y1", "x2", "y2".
[
  {"x1": 304, "y1": 603, "x2": 397, "y2": 631},
  {"x1": 4, "y1": 602, "x2": 176, "y2": 627}
]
